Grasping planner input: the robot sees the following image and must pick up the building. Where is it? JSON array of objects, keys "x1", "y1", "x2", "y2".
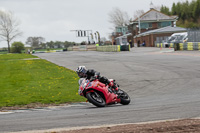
[
  {"x1": 128, "y1": 7, "x2": 178, "y2": 47},
  {"x1": 134, "y1": 26, "x2": 187, "y2": 47},
  {"x1": 111, "y1": 26, "x2": 129, "y2": 45}
]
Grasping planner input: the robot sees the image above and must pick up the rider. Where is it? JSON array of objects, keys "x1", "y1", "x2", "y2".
[{"x1": 76, "y1": 66, "x2": 118, "y2": 91}]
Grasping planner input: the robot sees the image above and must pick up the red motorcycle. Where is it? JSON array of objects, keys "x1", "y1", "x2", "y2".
[{"x1": 78, "y1": 78, "x2": 131, "y2": 107}]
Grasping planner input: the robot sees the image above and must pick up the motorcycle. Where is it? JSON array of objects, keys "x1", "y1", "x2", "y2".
[{"x1": 78, "y1": 78, "x2": 131, "y2": 107}]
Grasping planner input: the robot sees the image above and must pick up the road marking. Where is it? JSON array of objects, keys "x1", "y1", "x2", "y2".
[
  {"x1": 0, "y1": 102, "x2": 89, "y2": 115},
  {"x1": 0, "y1": 111, "x2": 13, "y2": 115}
]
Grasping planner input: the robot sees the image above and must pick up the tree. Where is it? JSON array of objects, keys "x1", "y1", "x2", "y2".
[
  {"x1": 189, "y1": 0, "x2": 197, "y2": 20},
  {"x1": 171, "y1": 3, "x2": 177, "y2": 15},
  {"x1": 26, "y1": 37, "x2": 45, "y2": 49},
  {"x1": 108, "y1": 7, "x2": 130, "y2": 28},
  {"x1": 161, "y1": 0, "x2": 200, "y2": 28},
  {"x1": 193, "y1": 0, "x2": 200, "y2": 21},
  {"x1": 54, "y1": 41, "x2": 63, "y2": 48},
  {"x1": 46, "y1": 41, "x2": 54, "y2": 48},
  {"x1": 0, "y1": 10, "x2": 22, "y2": 53},
  {"x1": 63, "y1": 41, "x2": 75, "y2": 48},
  {"x1": 11, "y1": 41, "x2": 24, "y2": 53},
  {"x1": 160, "y1": 5, "x2": 171, "y2": 15},
  {"x1": 133, "y1": 10, "x2": 145, "y2": 20}
]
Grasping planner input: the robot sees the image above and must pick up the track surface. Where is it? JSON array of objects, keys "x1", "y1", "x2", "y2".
[{"x1": 1, "y1": 48, "x2": 200, "y2": 132}]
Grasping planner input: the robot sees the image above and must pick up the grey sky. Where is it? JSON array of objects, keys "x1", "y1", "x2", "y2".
[{"x1": 0, "y1": 0, "x2": 191, "y2": 48}]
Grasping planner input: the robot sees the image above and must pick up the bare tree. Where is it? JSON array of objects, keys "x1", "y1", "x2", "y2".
[
  {"x1": 0, "y1": 10, "x2": 22, "y2": 53},
  {"x1": 108, "y1": 7, "x2": 130, "y2": 28},
  {"x1": 133, "y1": 10, "x2": 145, "y2": 20}
]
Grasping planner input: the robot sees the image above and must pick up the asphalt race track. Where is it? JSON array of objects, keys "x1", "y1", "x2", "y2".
[{"x1": 1, "y1": 48, "x2": 200, "y2": 132}]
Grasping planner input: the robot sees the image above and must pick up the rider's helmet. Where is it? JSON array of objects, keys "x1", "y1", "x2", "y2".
[{"x1": 76, "y1": 66, "x2": 87, "y2": 78}]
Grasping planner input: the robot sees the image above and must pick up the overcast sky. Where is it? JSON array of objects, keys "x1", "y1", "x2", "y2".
[{"x1": 0, "y1": 0, "x2": 191, "y2": 48}]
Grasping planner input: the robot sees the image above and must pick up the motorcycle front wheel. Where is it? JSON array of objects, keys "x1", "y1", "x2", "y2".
[
  {"x1": 86, "y1": 91, "x2": 106, "y2": 107},
  {"x1": 118, "y1": 89, "x2": 131, "y2": 105}
]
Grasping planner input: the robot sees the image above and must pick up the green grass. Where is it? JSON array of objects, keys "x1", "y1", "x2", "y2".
[
  {"x1": 0, "y1": 51, "x2": 8, "y2": 54},
  {"x1": 0, "y1": 54, "x2": 85, "y2": 108},
  {"x1": 0, "y1": 53, "x2": 38, "y2": 60}
]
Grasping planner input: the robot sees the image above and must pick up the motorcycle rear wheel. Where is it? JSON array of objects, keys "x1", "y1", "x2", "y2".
[
  {"x1": 118, "y1": 89, "x2": 131, "y2": 105},
  {"x1": 86, "y1": 91, "x2": 106, "y2": 107}
]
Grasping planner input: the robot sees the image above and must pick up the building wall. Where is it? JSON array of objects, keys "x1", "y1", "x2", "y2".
[
  {"x1": 134, "y1": 33, "x2": 174, "y2": 47},
  {"x1": 132, "y1": 21, "x2": 175, "y2": 47},
  {"x1": 152, "y1": 22, "x2": 158, "y2": 29}
]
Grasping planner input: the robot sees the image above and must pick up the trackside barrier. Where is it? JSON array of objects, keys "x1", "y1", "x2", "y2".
[
  {"x1": 170, "y1": 43, "x2": 174, "y2": 48},
  {"x1": 96, "y1": 45, "x2": 120, "y2": 52},
  {"x1": 179, "y1": 43, "x2": 184, "y2": 50},
  {"x1": 156, "y1": 42, "x2": 200, "y2": 51},
  {"x1": 67, "y1": 45, "x2": 121, "y2": 52},
  {"x1": 156, "y1": 43, "x2": 174, "y2": 48},
  {"x1": 67, "y1": 45, "x2": 96, "y2": 51},
  {"x1": 120, "y1": 45, "x2": 130, "y2": 51},
  {"x1": 174, "y1": 42, "x2": 200, "y2": 51},
  {"x1": 67, "y1": 47, "x2": 73, "y2": 51},
  {"x1": 34, "y1": 49, "x2": 63, "y2": 53}
]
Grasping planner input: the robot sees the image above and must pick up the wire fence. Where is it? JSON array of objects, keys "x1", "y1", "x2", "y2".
[{"x1": 187, "y1": 29, "x2": 200, "y2": 42}]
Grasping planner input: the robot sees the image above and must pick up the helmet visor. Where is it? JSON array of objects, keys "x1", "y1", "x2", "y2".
[{"x1": 77, "y1": 72, "x2": 85, "y2": 78}]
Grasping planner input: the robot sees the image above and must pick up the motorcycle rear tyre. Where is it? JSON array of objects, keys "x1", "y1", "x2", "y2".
[{"x1": 86, "y1": 92, "x2": 106, "y2": 107}]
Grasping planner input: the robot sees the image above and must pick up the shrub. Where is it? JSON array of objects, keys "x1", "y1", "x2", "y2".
[{"x1": 11, "y1": 42, "x2": 25, "y2": 53}]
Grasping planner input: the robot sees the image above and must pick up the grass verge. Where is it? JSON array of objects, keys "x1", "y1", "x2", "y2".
[{"x1": 0, "y1": 54, "x2": 85, "y2": 108}]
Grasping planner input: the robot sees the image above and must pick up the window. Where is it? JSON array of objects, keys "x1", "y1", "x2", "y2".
[
  {"x1": 115, "y1": 26, "x2": 128, "y2": 35},
  {"x1": 140, "y1": 23, "x2": 152, "y2": 29},
  {"x1": 158, "y1": 21, "x2": 171, "y2": 28}
]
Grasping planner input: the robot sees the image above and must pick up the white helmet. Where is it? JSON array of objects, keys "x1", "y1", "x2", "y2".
[{"x1": 76, "y1": 66, "x2": 87, "y2": 78}]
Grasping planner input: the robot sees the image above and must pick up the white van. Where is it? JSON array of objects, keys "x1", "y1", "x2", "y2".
[{"x1": 164, "y1": 32, "x2": 188, "y2": 47}]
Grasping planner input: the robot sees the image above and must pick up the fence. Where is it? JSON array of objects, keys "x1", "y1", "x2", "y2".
[{"x1": 188, "y1": 29, "x2": 200, "y2": 42}]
